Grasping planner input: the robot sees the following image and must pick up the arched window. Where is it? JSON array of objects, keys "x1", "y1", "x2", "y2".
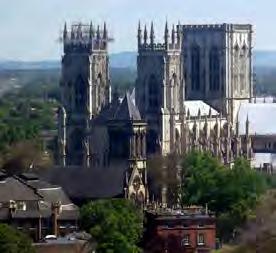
[
  {"x1": 147, "y1": 129, "x2": 159, "y2": 154},
  {"x1": 71, "y1": 128, "x2": 84, "y2": 151},
  {"x1": 209, "y1": 47, "x2": 220, "y2": 91},
  {"x1": 148, "y1": 74, "x2": 159, "y2": 111},
  {"x1": 172, "y1": 73, "x2": 179, "y2": 110},
  {"x1": 191, "y1": 45, "x2": 200, "y2": 91},
  {"x1": 75, "y1": 75, "x2": 86, "y2": 111}
]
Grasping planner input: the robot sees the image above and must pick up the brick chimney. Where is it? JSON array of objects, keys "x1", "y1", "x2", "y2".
[{"x1": 51, "y1": 201, "x2": 61, "y2": 237}]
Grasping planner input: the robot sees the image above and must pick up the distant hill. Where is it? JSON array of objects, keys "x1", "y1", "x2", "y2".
[
  {"x1": 253, "y1": 50, "x2": 276, "y2": 68},
  {"x1": 0, "y1": 60, "x2": 60, "y2": 70},
  {"x1": 110, "y1": 52, "x2": 137, "y2": 69},
  {"x1": 0, "y1": 52, "x2": 137, "y2": 71},
  {"x1": 0, "y1": 50, "x2": 275, "y2": 70}
]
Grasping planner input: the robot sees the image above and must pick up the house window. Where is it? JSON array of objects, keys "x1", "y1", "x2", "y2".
[
  {"x1": 17, "y1": 201, "x2": 26, "y2": 211},
  {"x1": 197, "y1": 233, "x2": 205, "y2": 245},
  {"x1": 198, "y1": 223, "x2": 204, "y2": 228},
  {"x1": 181, "y1": 234, "x2": 190, "y2": 246}
]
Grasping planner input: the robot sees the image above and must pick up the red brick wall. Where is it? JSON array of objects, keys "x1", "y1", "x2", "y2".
[{"x1": 144, "y1": 213, "x2": 216, "y2": 253}]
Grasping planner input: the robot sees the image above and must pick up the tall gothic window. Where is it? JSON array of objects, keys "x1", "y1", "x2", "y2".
[
  {"x1": 75, "y1": 75, "x2": 86, "y2": 112},
  {"x1": 148, "y1": 74, "x2": 159, "y2": 111},
  {"x1": 209, "y1": 47, "x2": 220, "y2": 91},
  {"x1": 191, "y1": 45, "x2": 200, "y2": 91},
  {"x1": 240, "y1": 45, "x2": 247, "y2": 92}
]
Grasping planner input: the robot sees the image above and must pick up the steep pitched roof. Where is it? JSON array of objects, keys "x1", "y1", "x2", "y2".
[
  {"x1": 113, "y1": 92, "x2": 141, "y2": 121},
  {"x1": 92, "y1": 92, "x2": 141, "y2": 124},
  {"x1": 44, "y1": 160, "x2": 129, "y2": 200},
  {"x1": 0, "y1": 177, "x2": 41, "y2": 202}
]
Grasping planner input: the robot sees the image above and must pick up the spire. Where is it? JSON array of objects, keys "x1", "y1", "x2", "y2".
[
  {"x1": 236, "y1": 119, "x2": 239, "y2": 136},
  {"x1": 63, "y1": 22, "x2": 68, "y2": 40},
  {"x1": 150, "y1": 21, "x2": 155, "y2": 45},
  {"x1": 112, "y1": 87, "x2": 119, "y2": 102},
  {"x1": 198, "y1": 108, "x2": 201, "y2": 118},
  {"x1": 176, "y1": 21, "x2": 181, "y2": 44},
  {"x1": 246, "y1": 114, "x2": 250, "y2": 136},
  {"x1": 71, "y1": 25, "x2": 75, "y2": 40},
  {"x1": 187, "y1": 109, "x2": 190, "y2": 119},
  {"x1": 137, "y1": 20, "x2": 142, "y2": 47},
  {"x1": 171, "y1": 24, "x2": 175, "y2": 44},
  {"x1": 76, "y1": 23, "x2": 82, "y2": 39},
  {"x1": 89, "y1": 21, "x2": 94, "y2": 39},
  {"x1": 144, "y1": 24, "x2": 148, "y2": 45},
  {"x1": 215, "y1": 113, "x2": 218, "y2": 125},
  {"x1": 208, "y1": 107, "x2": 212, "y2": 118},
  {"x1": 164, "y1": 21, "x2": 169, "y2": 46},
  {"x1": 97, "y1": 25, "x2": 101, "y2": 40},
  {"x1": 103, "y1": 22, "x2": 107, "y2": 39}
]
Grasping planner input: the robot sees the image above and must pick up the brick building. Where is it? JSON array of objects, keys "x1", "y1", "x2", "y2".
[{"x1": 144, "y1": 206, "x2": 216, "y2": 253}]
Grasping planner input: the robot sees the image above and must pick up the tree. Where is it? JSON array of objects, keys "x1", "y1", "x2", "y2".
[
  {"x1": 0, "y1": 223, "x2": 35, "y2": 253},
  {"x1": 147, "y1": 153, "x2": 181, "y2": 206},
  {"x1": 180, "y1": 151, "x2": 266, "y2": 242},
  {"x1": 217, "y1": 190, "x2": 276, "y2": 253},
  {"x1": 1, "y1": 141, "x2": 53, "y2": 176},
  {"x1": 80, "y1": 199, "x2": 143, "y2": 253},
  {"x1": 181, "y1": 151, "x2": 227, "y2": 211}
]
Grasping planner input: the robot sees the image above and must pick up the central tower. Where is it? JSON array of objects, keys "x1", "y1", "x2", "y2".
[
  {"x1": 136, "y1": 22, "x2": 184, "y2": 155},
  {"x1": 59, "y1": 22, "x2": 111, "y2": 166}
]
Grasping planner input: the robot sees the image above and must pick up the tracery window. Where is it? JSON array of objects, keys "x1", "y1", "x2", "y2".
[
  {"x1": 75, "y1": 75, "x2": 86, "y2": 112},
  {"x1": 191, "y1": 45, "x2": 200, "y2": 91},
  {"x1": 148, "y1": 74, "x2": 159, "y2": 111},
  {"x1": 209, "y1": 47, "x2": 220, "y2": 91}
]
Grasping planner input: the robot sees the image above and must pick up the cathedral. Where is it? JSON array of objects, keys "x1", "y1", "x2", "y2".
[{"x1": 58, "y1": 21, "x2": 253, "y2": 204}]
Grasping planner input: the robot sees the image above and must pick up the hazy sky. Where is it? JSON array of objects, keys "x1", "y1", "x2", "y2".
[{"x1": 0, "y1": 0, "x2": 275, "y2": 60}]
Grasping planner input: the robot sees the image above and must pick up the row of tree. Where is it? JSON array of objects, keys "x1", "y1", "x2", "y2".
[
  {"x1": 77, "y1": 151, "x2": 269, "y2": 252},
  {"x1": 180, "y1": 151, "x2": 267, "y2": 242},
  {"x1": 148, "y1": 151, "x2": 269, "y2": 242}
]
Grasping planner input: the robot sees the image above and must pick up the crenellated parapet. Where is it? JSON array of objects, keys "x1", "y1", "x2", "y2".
[
  {"x1": 137, "y1": 21, "x2": 182, "y2": 53},
  {"x1": 63, "y1": 22, "x2": 113, "y2": 54}
]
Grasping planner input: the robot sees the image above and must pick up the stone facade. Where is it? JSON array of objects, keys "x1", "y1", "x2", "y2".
[
  {"x1": 58, "y1": 21, "x2": 254, "y2": 204},
  {"x1": 58, "y1": 22, "x2": 148, "y2": 202},
  {"x1": 59, "y1": 22, "x2": 111, "y2": 166},
  {"x1": 182, "y1": 24, "x2": 253, "y2": 123},
  {"x1": 135, "y1": 22, "x2": 253, "y2": 162},
  {"x1": 136, "y1": 22, "x2": 183, "y2": 155}
]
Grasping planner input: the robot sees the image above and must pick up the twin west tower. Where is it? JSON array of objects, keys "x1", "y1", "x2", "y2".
[{"x1": 59, "y1": 21, "x2": 253, "y2": 169}]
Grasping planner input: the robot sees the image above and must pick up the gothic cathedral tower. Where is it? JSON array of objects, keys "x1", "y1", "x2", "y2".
[
  {"x1": 136, "y1": 22, "x2": 184, "y2": 155},
  {"x1": 182, "y1": 24, "x2": 253, "y2": 123},
  {"x1": 59, "y1": 22, "x2": 111, "y2": 167}
]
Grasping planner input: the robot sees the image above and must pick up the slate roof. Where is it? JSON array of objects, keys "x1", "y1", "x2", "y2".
[
  {"x1": 37, "y1": 188, "x2": 72, "y2": 206},
  {"x1": 184, "y1": 100, "x2": 219, "y2": 117},
  {"x1": 113, "y1": 92, "x2": 141, "y2": 121},
  {"x1": 44, "y1": 160, "x2": 129, "y2": 201},
  {"x1": 92, "y1": 91, "x2": 141, "y2": 124},
  {"x1": 20, "y1": 174, "x2": 78, "y2": 209},
  {"x1": 0, "y1": 173, "x2": 78, "y2": 221},
  {"x1": 238, "y1": 103, "x2": 276, "y2": 135},
  {"x1": 0, "y1": 177, "x2": 41, "y2": 202}
]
